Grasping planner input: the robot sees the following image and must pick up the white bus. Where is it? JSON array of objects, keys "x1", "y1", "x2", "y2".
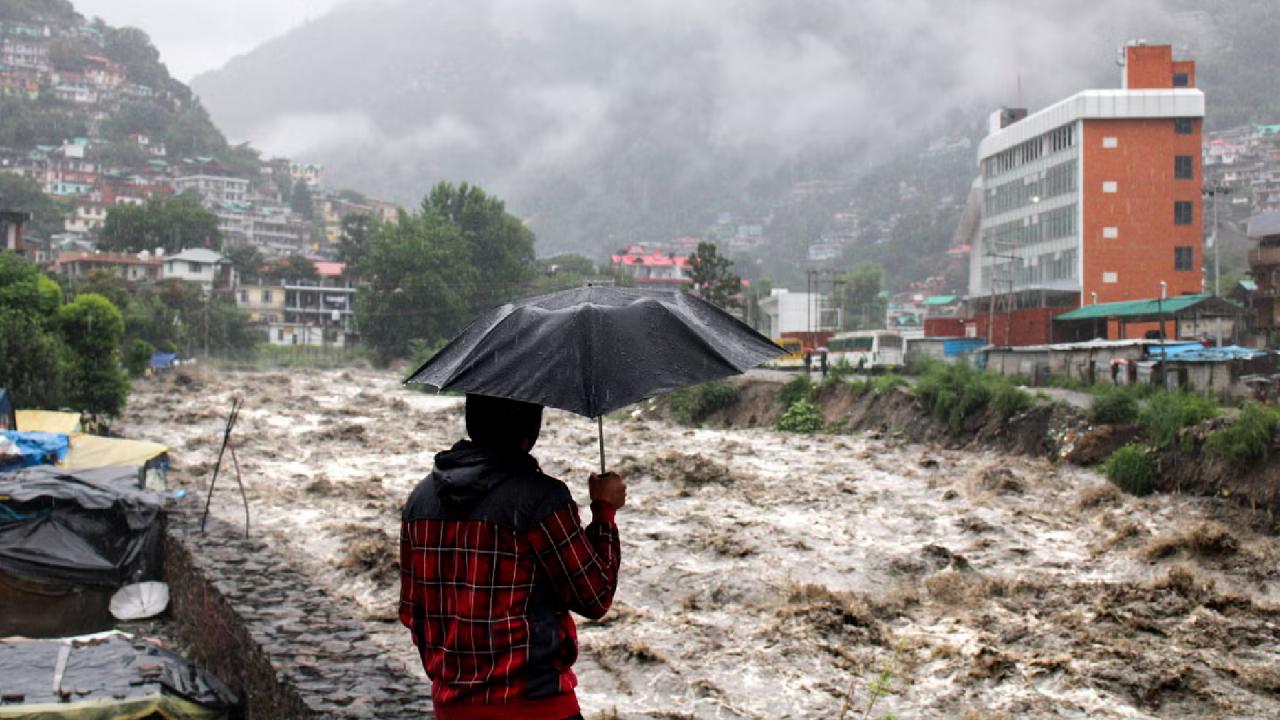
[{"x1": 826, "y1": 330, "x2": 904, "y2": 371}]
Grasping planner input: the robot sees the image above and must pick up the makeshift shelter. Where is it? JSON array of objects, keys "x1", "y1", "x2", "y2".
[
  {"x1": 0, "y1": 466, "x2": 164, "y2": 637},
  {"x1": 0, "y1": 632, "x2": 237, "y2": 719},
  {"x1": 15, "y1": 409, "x2": 82, "y2": 434},
  {"x1": 0, "y1": 388, "x2": 14, "y2": 430},
  {"x1": 63, "y1": 433, "x2": 169, "y2": 489},
  {"x1": 0, "y1": 431, "x2": 70, "y2": 470}
]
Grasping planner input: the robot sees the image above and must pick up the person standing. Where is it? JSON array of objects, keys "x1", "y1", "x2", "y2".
[{"x1": 400, "y1": 394, "x2": 625, "y2": 720}]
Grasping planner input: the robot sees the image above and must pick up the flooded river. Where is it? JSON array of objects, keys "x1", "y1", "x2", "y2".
[{"x1": 118, "y1": 367, "x2": 1280, "y2": 719}]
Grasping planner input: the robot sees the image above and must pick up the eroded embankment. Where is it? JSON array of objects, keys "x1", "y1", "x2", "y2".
[{"x1": 681, "y1": 378, "x2": 1280, "y2": 517}]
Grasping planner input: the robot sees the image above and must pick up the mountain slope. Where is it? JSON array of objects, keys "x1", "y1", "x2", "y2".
[{"x1": 192, "y1": 0, "x2": 1276, "y2": 284}]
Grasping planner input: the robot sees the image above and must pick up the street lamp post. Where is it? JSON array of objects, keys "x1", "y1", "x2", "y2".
[{"x1": 1203, "y1": 184, "x2": 1232, "y2": 297}]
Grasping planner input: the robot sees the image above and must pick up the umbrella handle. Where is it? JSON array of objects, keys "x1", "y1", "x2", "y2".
[{"x1": 597, "y1": 416, "x2": 606, "y2": 475}]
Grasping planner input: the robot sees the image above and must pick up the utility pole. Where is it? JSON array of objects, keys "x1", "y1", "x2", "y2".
[{"x1": 1203, "y1": 184, "x2": 1232, "y2": 297}]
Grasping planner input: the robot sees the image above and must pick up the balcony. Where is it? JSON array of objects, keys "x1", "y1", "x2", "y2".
[{"x1": 1248, "y1": 245, "x2": 1280, "y2": 267}]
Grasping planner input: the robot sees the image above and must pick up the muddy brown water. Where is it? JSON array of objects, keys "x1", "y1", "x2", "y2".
[{"x1": 118, "y1": 368, "x2": 1280, "y2": 719}]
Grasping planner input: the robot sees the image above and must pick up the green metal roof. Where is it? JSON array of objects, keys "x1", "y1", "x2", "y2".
[
  {"x1": 923, "y1": 294, "x2": 957, "y2": 305},
  {"x1": 1239, "y1": 278, "x2": 1258, "y2": 291},
  {"x1": 1055, "y1": 294, "x2": 1214, "y2": 321}
]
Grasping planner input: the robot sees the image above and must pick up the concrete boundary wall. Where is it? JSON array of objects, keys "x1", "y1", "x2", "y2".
[{"x1": 163, "y1": 504, "x2": 432, "y2": 719}]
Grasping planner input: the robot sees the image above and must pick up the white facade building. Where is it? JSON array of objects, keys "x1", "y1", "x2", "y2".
[
  {"x1": 172, "y1": 174, "x2": 249, "y2": 205},
  {"x1": 162, "y1": 248, "x2": 236, "y2": 291},
  {"x1": 757, "y1": 290, "x2": 840, "y2": 339}
]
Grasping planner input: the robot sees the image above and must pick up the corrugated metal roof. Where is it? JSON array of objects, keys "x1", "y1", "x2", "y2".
[
  {"x1": 923, "y1": 295, "x2": 958, "y2": 305},
  {"x1": 1247, "y1": 211, "x2": 1280, "y2": 239},
  {"x1": 1054, "y1": 294, "x2": 1214, "y2": 321}
]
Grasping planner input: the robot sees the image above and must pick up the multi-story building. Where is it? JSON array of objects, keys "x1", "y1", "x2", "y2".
[
  {"x1": 0, "y1": 38, "x2": 49, "y2": 73},
  {"x1": 172, "y1": 173, "x2": 249, "y2": 205},
  {"x1": 1247, "y1": 212, "x2": 1280, "y2": 343},
  {"x1": 54, "y1": 250, "x2": 163, "y2": 283},
  {"x1": 610, "y1": 245, "x2": 692, "y2": 286},
  {"x1": 277, "y1": 260, "x2": 357, "y2": 345},
  {"x1": 757, "y1": 289, "x2": 840, "y2": 343},
  {"x1": 966, "y1": 42, "x2": 1205, "y2": 345},
  {"x1": 235, "y1": 282, "x2": 287, "y2": 324},
  {"x1": 162, "y1": 248, "x2": 236, "y2": 292}
]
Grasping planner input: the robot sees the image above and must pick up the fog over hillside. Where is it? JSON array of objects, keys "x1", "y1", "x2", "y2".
[{"x1": 193, "y1": 0, "x2": 1203, "y2": 259}]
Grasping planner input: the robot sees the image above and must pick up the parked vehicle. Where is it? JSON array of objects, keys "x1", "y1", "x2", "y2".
[
  {"x1": 763, "y1": 337, "x2": 806, "y2": 370},
  {"x1": 826, "y1": 330, "x2": 904, "y2": 371}
]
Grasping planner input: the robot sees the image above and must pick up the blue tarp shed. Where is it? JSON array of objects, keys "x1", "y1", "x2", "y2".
[
  {"x1": 149, "y1": 352, "x2": 178, "y2": 371},
  {"x1": 0, "y1": 431, "x2": 70, "y2": 471}
]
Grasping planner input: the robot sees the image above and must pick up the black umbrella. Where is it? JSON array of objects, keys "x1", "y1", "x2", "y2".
[{"x1": 405, "y1": 286, "x2": 783, "y2": 471}]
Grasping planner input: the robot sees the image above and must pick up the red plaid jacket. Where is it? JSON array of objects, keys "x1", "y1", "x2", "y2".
[{"x1": 400, "y1": 442, "x2": 620, "y2": 719}]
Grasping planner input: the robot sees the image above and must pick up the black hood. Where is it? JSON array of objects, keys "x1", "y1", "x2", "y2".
[{"x1": 431, "y1": 440, "x2": 539, "y2": 509}]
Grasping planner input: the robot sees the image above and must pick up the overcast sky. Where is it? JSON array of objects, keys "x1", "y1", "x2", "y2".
[{"x1": 71, "y1": 0, "x2": 352, "y2": 82}]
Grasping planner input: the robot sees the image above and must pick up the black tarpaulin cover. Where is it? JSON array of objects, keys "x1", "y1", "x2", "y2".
[
  {"x1": 0, "y1": 466, "x2": 162, "y2": 587},
  {"x1": 0, "y1": 632, "x2": 237, "y2": 719},
  {"x1": 405, "y1": 286, "x2": 783, "y2": 418}
]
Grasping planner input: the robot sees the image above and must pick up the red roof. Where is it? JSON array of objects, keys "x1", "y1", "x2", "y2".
[{"x1": 314, "y1": 261, "x2": 345, "y2": 277}]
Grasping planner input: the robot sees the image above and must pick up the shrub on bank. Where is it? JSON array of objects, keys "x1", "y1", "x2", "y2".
[
  {"x1": 778, "y1": 374, "x2": 814, "y2": 408},
  {"x1": 914, "y1": 361, "x2": 1033, "y2": 431},
  {"x1": 668, "y1": 381, "x2": 739, "y2": 425},
  {"x1": 1204, "y1": 402, "x2": 1280, "y2": 468},
  {"x1": 1089, "y1": 387, "x2": 1140, "y2": 426},
  {"x1": 1104, "y1": 444, "x2": 1155, "y2": 496},
  {"x1": 1138, "y1": 391, "x2": 1218, "y2": 449},
  {"x1": 776, "y1": 398, "x2": 823, "y2": 433},
  {"x1": 869, "y1": 373, "x2": 908, "y2": 395}
]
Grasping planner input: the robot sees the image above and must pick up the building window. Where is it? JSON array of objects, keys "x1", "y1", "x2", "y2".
[
  {"x1": 1102, "y1": 136, "x2": 1118, "y2": 149},
  {"x1": 1172, "y1": 72, "x2": 1189, "y2": 87},
  {"x1": 1175, "y1": 156, "x2": 1193, "y2": 179},
  {"x1": 188, "y1": 261, "x2": 203, "y2": 273},
  {"x1": 1175, "y1": 246, "x2": 1194, "y2": 270},
  {"x1": 239, "y1": 290, "x2": 247, "y2": 302},
  {"x1": 1174, "y1": 118, "x2": 1193, "y2": 134},
  {"x1": 261, "y1": 290, "x2": 272, "y2": 302},
  {"x1": 1102, "y1": 181, "x2": 1118, "y2": 193},
  {"x1": 1174, "y1": 201, "x2": 1194, "y2": 225},
  {"x1": 1103, "y1": 271, "x2": 1118, "y2": 284},
  {"x1": 1103, "y1": 227, "x2": 1118, "y2": 239}
]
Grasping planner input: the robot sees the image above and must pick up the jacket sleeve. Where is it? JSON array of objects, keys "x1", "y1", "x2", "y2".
[
  {"x1": 527, "y1": 500, "x2": 620, "y2": 620},
  {"x1": 399, "y1": 519, "x2": 427, "y2": 647}
]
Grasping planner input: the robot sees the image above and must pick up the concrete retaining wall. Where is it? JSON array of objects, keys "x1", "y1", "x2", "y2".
[{"x1": 164, "y1": 504, "x2": 432, "y2": 719}]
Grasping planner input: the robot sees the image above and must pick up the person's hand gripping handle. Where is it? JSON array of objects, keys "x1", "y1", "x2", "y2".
[{"x1": 589, "y1": 471, "x2": 627, "y2": 509}]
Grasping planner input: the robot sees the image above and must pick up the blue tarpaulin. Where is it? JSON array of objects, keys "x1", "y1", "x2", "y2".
[
  {"x1": 1163, "y1": 345, "x2": 1270, "y2": 362},
  {"x1": 0, "y1": 431, "x2": 70, "y2": 471},
  {"x1": 149, "y1": 352, "x2": 178, "y2": 370},
  {"x1": 0, "y1": 389, "x2": 13, "y2": 431}
]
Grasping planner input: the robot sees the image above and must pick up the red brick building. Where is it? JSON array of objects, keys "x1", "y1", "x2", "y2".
[{"x1": 966, "y1": 43, "x2": 1204, "y2": 345}]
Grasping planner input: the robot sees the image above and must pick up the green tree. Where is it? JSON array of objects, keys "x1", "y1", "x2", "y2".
[
  {"x1": 270, "y1": 254, "x2": 318, "y2": 283},
  {"x1": 124, "y1": 337, "x2": 155, "y2": 377},
  {"x1": 337, "y1": 214, "x2": 378, "y2": 272},
  {"x1": 0, "y1": 173, "x2": 67, "y2": 239},
  {"x1": 223, "y1": 243, "x2": 265, "y2": 283},
  {"x1": 687, "y1": 241, "x2": 741, "y2": 309},
  {"x1": 422, "y1": 181, "x2": 535, "y2": 310},
  {"x1": 57, "y1": 293, "x2": 129, "y2": 418},
  {"x1": 356, "y1": 209, "x2": 476, "y2": 364},
  {"x1": 835, "y1": 261, "x2": 887, "y2": 330},
  {"x1": 98, "y1": 193, "x2": 220, "y2": 253},
  {"x1": 0, "y1": 254, "x2": 68, "y2": 409},
  {"x1": 290, "y1": 180, "x2": 314, "y2": 220}
]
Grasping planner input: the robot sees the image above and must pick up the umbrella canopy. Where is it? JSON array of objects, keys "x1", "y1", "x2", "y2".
[{"x1": 405, "y1": 286, "x2": 783, "y2": 418}]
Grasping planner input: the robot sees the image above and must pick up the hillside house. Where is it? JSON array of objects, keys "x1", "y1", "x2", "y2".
[
  {"x1": 163, "y1": 248, "x2": 236, "y2": 292},
  {"x1": 55, "y1": 250, "x2": 163, "y2": 283}
]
